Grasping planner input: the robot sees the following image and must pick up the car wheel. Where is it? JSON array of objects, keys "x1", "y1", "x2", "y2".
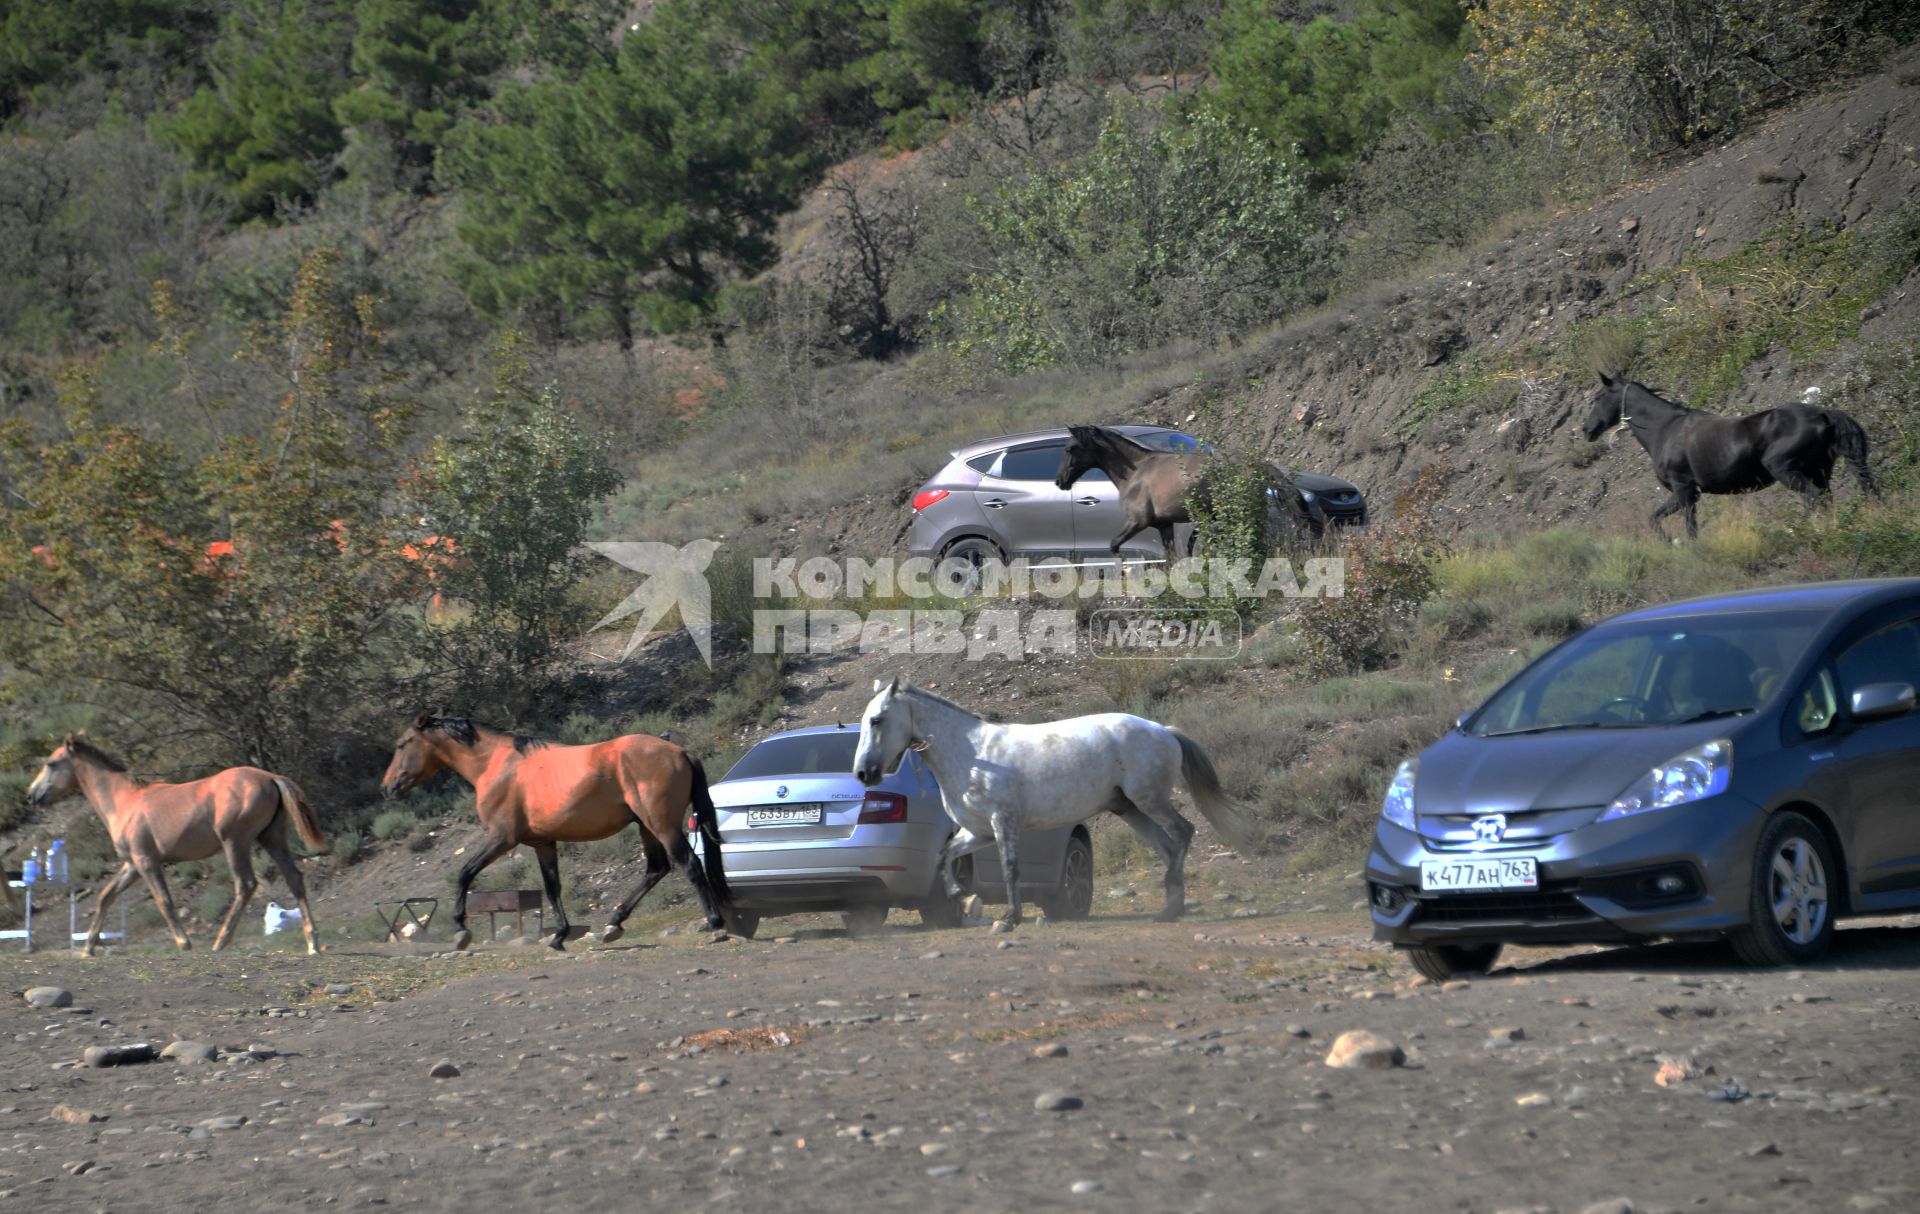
[
  {"x1": 1038, "y1": 834, "x2": 1095, "y2": 921},
  {"x1": 921, "y1": 854, "x2": 975, "y2": 928},
  {"x1": 841, "y1": 905, "x2": 888, "y2": 937},
  {"x1": 1405, "y1": 942, "x2": 1501, "y2": 981},
  {"x1": 1728, "y1": 811, "x2": 1836, "y2": 966},
  {"x1": 939, "y1": 537, "x2": 1003, "y2": 595},
  {"x1": 726, "y1": 909, "x2": 761, "y2": 940}
]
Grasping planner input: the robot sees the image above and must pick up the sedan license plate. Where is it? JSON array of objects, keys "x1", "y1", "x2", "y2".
[
  {"x1": 1420, "y1": 856, "x2": 1538, "y2": 892},
  {"x1": 746, "y1": 804, "x2": 823, "y2": 827}
]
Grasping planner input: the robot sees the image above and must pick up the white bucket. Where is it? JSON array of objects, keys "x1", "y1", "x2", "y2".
[{"x1": 263, "y1": 902, "x2": 303, "y2": 935}]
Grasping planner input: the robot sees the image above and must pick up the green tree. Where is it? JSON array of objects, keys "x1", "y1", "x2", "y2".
[
  {"x1": 162, "y1": 0, "x2": 355, "y2": 217},
  {"x1": 1470, "y1": 0, "x2": 1876, "y2": 152},
  {"x1": 410, "y1": 334, "x2": 621, "y2": 720},
  {"x1": 1203, "y1": 0, "x2": 1470, "y2": 180},
  {"x1": 442, "y1": 0, "x2": 811, "y2": 345},
  {"x1": 0, "y1": 250, "x2": 421, "y2": 787},
  {"x1": 0, "y1": 0, "x2": 214, "y2": 122},
  {"x1": 941, "y1": 103, "x2": 1310, "y2": 371},
  {"x1": 332, "y1": 0, "x2": 503, "y2": 191}
]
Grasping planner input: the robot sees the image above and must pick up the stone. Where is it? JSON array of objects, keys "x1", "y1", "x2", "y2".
[
  {"x1": 1034, "y1": 1091, "x2": 1084, "y2": 1112},
  {"x1": 919, "y1": 1143, "x2": 950, "y2": 1157},
  {"x1": 1071, "y1": 1180, "x2": 1104, "y2": 1195},
  {"x1": 1033, "y1": 1043, "x2": 1069, "y2": 1059},
  {"x1": 1324, "y1": 1030, "x2": 1404, "y2": 1070},
  {"x1": 317, "y1": 1113, "x2": 368, "y2": 1128},
  {"x1": 1285, "y1": 1025, "x2": 1311, "y2": 1038},
  {"x1": 927, "y1": 1165, "x2": 963, "y2": 1179},
  {"x1": 25, "y1": 987, "x2": 73, "y2": 1009},
  {"x1": 1487, "y1": 1026, "x2": 1525, "y2": 1043},
  {"x1": 1515, "y1": 1093, "x2": 1552, "y2": 1107},
  {"x1": 83, "y1": 1043, "x2": 154, "y2": 1068},
  {"x1": 1578, "y1": 1201, "x2": 1634, "y2": 1214},
  {"x1": 428, "y1": 1061, "x2": 460, "y2": 1080},
  {"x1": 50, "y1": 1105, "x2": 105, "y2": 1125},
  {"x1": 195, "y1": 1115, "x2": 247, "y2": 1132},
  {"x1": 160, "y1": 1041, "x2": 219, "y2": 1064},
  {"x1": 324, "y1": 984, "x2": 353, "y2": 996},
  {"x1": 1655, "y1": 1056, "x2": 1701, "y2": 1087}
]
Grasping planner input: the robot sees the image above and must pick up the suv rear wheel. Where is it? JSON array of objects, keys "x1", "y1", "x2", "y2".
[{"x1": 1405, "y1": 942, "x2": 1501, "y2": 981}]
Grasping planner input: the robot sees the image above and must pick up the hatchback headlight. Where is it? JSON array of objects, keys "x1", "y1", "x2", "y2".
[
  {"x1": 1598, "y1": 740, "x2": 1731, "y2": 821},
  {"x1": 1380, "y1": 760, "x2": 1417, "y2": 830}
]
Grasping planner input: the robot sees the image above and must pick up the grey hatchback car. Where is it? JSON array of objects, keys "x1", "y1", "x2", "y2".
[
  {"x1": 697, "y1": 724, "x2": 1094, "y2": 937},
  {"x1": 1369, "y1": 579, "x2": 1920, "y2": 978},
  {"x1": 907, "y1": 425, "x2": 1366, "y2": 564}
]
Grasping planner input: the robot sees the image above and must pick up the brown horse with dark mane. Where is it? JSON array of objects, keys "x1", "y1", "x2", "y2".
[
  {"x1": 1584, "y1": 372, "x2": 1877, "y2": 538},
  {"x1": 379, "y1": 714, "x2": 730, "y2": 950},
  {"x1": 1054, "y1": 425, "x2": 1326, "y2": 556},
  {"x1": 26, "y1": 736, "x2": 327, "y2": 956}
]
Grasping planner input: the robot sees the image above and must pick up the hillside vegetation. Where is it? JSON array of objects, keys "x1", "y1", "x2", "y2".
[{"x1": 2, "y1": 1, "x2": 1919, "y2": 925}]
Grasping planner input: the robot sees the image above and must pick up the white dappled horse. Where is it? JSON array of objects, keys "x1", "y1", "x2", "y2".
[{"x1": 852, "y1": 679, "x2": 1245, "y2": 931}]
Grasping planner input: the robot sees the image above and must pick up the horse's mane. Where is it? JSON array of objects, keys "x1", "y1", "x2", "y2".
[
  {"x1": 66, "y1": 733, "x2": 147, "y2": 783},
  {"x1": 901, "y1": 684, "x2": 981, "y2": 720},
  {"x1": 1070, "y1": 424, "x2": 1154, "y2": 456},
  {"x1": 430, "y1": 716, "x2": 552, "y2": 753}
]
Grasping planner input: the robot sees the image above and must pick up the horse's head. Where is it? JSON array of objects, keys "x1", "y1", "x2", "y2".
[
  {"x1": 853, "y1": 678, "x2": 913, "y2": 787},
  {"x1": 24, "y1": 735, "x2": 82, "y2": 807},
  {"x1": 1055, "y1": 426, "x2": 1105, "y2": 490},
  {"x1": 1582, "y1": 371, "x2": 1630, "y2": 441},
  {"x1": 381, "y1": 712, "x2": 473, "y2": 799}
]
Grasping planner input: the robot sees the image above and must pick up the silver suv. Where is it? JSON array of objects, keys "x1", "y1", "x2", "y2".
[
  {"x1": 907, "y1": 425, "x2": 1366, "y2": 563},
  {"x1": 697, "y1": 724, "x2": 1094, "y2": 937}
]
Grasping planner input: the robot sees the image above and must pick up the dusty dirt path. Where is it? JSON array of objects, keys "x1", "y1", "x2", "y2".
[{"x1": 6, "y1": 892, "x2": 1920, "y2": 1214}]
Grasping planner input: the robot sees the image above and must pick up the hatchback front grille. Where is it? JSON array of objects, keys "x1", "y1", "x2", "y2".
[{"x1": 1411, "y1": 890, "x2": 1590, "y2": 924}]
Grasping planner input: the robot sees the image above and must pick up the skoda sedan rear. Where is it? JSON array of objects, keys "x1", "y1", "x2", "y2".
[{"x1": 1368, "y1": 579, "x2": 1920, "y2": 977}]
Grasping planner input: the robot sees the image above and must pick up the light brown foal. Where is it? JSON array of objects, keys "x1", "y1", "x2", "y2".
[{"x1": 26, "y1": 736, "x2": 327, "y2": 956}]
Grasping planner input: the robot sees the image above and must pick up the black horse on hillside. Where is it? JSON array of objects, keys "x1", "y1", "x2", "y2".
[{"x1": 1582, "y1": 372, "x2": 1877, "y2": 539}]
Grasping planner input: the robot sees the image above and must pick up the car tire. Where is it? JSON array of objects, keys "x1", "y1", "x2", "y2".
[
  {"x1": 1405, "y1": 942, "x2": 1501, "y2": 981},
  {"x1": 1728, "y1": 811, "x2": 1836, "y2": 967},
  {"x1": 921, "y1": 854, "x2": 975, "y2": 929},
  {"x1": 1038, "y1": 834, "x2": 1095, "y2": 921},
  {"x1": 841, "y1": 905, "x2": 888, "y2": 937},
  {"x1": 726, "y1": 909, "x2": 761, "y2": 940},
  {"x1": 939, "y1": 537, "x2": 1003, "y2": 595}
]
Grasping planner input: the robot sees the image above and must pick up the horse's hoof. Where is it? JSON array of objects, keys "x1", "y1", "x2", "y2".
[
  {"x1": 177, "y1": 938, "x2": 193, "y2": 951},
  {"x1": 961, "y1": 895, "x2": 985, "y2": 919},
  {"x1": 599, "y1": 925, "x2": 624, "y2": 945},
  {"x1": 1152, "y1": 907, "x2": 1182, "y2": 923},
  {"x1": 989, "y1": 919, "x2": 1017, "y2": 934},
  {"x1": 451, "y1": 929, "x2": 472, "y2": 951},
  {"x1": 548, "y1": 936, "x2": 568, "y2": 952}
]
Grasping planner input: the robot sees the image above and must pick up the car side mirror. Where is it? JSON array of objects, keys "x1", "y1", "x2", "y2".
[
  {"x1": 1850, "y1": 682, "x2": 1917, "y2": 723},
  {"x1": 1455, "y1": 711, "x2": 1472, "y2": 731}
]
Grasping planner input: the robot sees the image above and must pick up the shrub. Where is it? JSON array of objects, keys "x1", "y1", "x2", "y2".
[
  {"x1": 1291, "y1": 469, "x2": 1446, "y2": 676},
  {"x1": 939, "y1": 102, "x2": 1311, "y2": 372},
  {"x1": 370, "y1": 809, "x2": 417, "y2": 841}
]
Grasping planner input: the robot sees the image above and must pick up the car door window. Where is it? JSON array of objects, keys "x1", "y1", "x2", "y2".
[
  {"x1": 994, "y1": 444, "x2": 1065, "y2": 481},
  {"x1": 1794, "y1": 667, "x2": 1840, "y2": 737},
  {"x1": 1835, "y1": 618, "x2": 1920, "y2": 707},
  {"x1": 966, "y1": 451, "x2": 1001, "y2": 474}
]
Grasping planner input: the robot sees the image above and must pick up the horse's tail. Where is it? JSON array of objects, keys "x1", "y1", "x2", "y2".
[
  {"x1": 272, "y1": 776, "x2": 328, "y2": 851},
  {"x1": 687, "y1": 756, "x2": 731, "y2": 910},
  {"x1": 1824, "y1": 408, "x2": 1878, "y2": 498},
  {"x1": 1170, "y1": 729, "x2": 1253, "y2": 849}
]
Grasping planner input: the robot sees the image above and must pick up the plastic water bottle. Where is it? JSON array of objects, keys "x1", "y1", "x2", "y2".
[
  {"x1": 47, "y1": 840, "x2": 66, "y2": 883},
  {"x1": 22, "y1": 848, "x2": 39, "y2": 885}
]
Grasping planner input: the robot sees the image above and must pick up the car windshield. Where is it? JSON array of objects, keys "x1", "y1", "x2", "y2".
[
  {"x1": 1132, "y1": 431, "x2": 1203, "y2": 454},
  {"x1": 723, "y1": 733, "x2": 861, "y2": 780},
  {"x1": 1466, "y1": 611, "x2": 1823, "y2": 736}
]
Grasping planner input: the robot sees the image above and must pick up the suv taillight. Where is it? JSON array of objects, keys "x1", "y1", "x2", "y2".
[
  {"x1": 856, "y1": 792, "x2": 907, "y2": 823},
  {"x1": 912, "y1": 489, "x2": 949, "y2": 512}
]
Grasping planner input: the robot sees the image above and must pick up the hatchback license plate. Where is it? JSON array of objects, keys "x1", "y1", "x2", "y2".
[
  {"x1": 746, "y1": 805, "x2": 823, "y2": 826},
  {"x1": 1420, "y1": 856, "x2": 1538, "y2": 891}
]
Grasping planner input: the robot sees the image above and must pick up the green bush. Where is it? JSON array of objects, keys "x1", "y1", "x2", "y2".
[
  {"x1": 1291, "y1": 470, "x2": 1445, "y2": 676},
  {"x1": 370, "y1": 809, "x2": 417, "y2": 842}
]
